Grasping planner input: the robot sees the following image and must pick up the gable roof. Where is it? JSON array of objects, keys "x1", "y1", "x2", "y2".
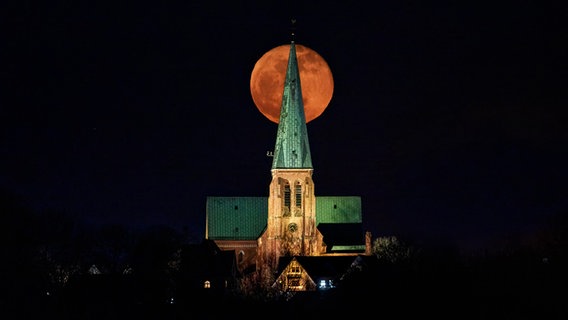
[
  {"x1": 276, "y1": 256, "x2": 358, "y2": 281},
  {"x1": 206, "y1": 196, "x2": 362, "y2": 240},
  {"x1": 273, "y1": 255, "x2": 380, "y2": 292},
  {"x1": 180, "y1": 240, "x2": 238, "y2": 278}
]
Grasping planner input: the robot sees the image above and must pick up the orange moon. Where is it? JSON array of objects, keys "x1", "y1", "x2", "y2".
[{"x1": 250, "y1": 44, "x2": 334, "y2": 123}]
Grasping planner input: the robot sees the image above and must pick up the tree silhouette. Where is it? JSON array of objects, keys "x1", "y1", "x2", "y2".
[{"x1": 372, "y1": 236, "x2": 416, "y2": 263}]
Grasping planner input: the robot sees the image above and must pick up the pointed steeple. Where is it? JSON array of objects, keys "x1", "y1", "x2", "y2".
[{"x1": 271, "y1": 40, "x2": 313, "y2": 169}]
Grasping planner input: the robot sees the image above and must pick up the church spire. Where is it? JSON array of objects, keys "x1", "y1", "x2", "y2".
[{"x1": 271, "y1": 37, "x2": 313, "y2": 169}]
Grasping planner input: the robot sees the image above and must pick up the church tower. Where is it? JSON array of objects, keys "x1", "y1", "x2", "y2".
[
  {"x1": 258, "y1": 39, "x2": 325, "y2": 272},
  {"x1": 205, "y1": 29, "x2": 367, "y2": 281}
]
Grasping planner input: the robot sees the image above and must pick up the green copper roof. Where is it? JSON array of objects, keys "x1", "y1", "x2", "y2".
[
  {"x1": 315, "y1": 196, "x2": 362, "y2": 224},
  {"x1": 272, "y1": 41, "x2": 313, "y2": 169},
  {"x1": 206, "y1": 196, "x2": 362, "y2": 240},
  {"x1": 206, "y1": 197, "x2": 268, "y2": 240}
]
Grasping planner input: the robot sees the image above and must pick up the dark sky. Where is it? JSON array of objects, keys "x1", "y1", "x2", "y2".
[{"x1": 4, "y1": 1, "x2": 567, "y2": 251}]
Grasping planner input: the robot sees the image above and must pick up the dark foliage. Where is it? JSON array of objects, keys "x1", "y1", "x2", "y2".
[{"x1": 2, "y1": 189, "x2": 567, "y2": 319}]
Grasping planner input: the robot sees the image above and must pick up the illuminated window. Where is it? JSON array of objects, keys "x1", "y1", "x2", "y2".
[
  {"x1": 318, "y1": 279, "x2": 335, "y2": 289},
  {"x1": 204, "y1": 280, "x2": 211, "y2": 289},
  {"x1": 289, "y1": 266, "x2": 301, "y2": 274},
  {"x1": 288, "y1": 278, "x2": 301, "y2": 288}
]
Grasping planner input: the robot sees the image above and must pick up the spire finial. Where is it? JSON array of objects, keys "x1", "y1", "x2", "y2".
[{"x1": 290, "y1": 18, "x2": 297, "y2": 42}]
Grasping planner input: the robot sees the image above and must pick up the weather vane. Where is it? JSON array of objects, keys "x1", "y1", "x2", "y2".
[{"x1": 290, "y1": 18, "x2": 297, "y2": 41}]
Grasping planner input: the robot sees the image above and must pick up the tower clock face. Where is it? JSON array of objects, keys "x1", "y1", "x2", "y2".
[{"x1": 288, "y1": 223, "x2": 298, "y2": 232}]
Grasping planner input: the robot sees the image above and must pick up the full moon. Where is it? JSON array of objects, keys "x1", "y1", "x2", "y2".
[{"x1": 250, "y1": 44, "x2": 334, "y2": 123}]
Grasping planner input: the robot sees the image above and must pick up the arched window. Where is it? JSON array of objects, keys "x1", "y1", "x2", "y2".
[
  {"x1": 295, "y1": 181, "x2": 302, "y2": 208},
  {"x1": 283, "y1": 182, "x2": 291, "y2": 216},
  {"x1": 204, "y1": 280, "x2": 211, "y2": 289},
  {"x1": 304, "y1": 178, "x2": 310, "y2": 197},
  {"x1": 238, "y1": 250, "x2": 245, "y2": 264}
]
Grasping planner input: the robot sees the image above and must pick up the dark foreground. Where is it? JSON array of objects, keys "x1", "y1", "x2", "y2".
[{"x1": 5, "y1": 268, "x2": 567, "y2": 320}]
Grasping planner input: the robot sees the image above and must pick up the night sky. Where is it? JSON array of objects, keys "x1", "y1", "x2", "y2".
[{"x1": 4, "y1": 1, "x2": 567, "y2": 251}]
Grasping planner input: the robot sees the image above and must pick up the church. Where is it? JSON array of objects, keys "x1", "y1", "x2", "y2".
[{"x1": 204, "y1": 36, "x2": 372, "y2": 290}]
